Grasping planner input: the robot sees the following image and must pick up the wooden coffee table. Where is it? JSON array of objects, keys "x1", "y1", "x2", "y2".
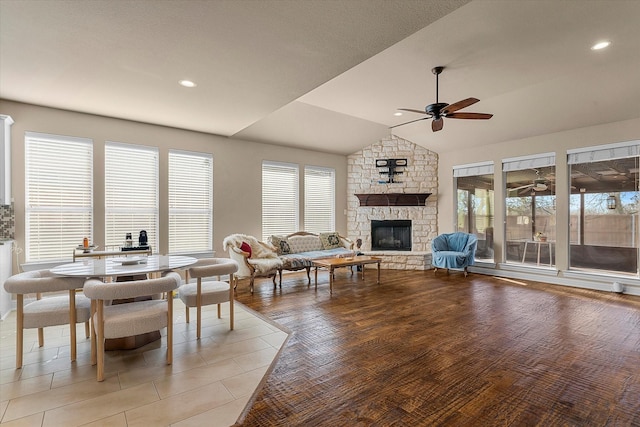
[{"x1": 312, "y1": 256, "x2": 381, "y2": 293}]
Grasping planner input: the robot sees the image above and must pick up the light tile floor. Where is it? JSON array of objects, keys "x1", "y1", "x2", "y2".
[{"x1": 0, "y1": 298, "x2": 288, "y2": 426}]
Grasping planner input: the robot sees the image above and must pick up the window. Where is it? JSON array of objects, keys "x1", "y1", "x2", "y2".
[
  {"x1": 504, "y1": 153, "x2": 556, "y2": 266},
  {"x1": 568, "y1": 141, "x2": 639, "y2": 275},
  {"x1": 25, "y1": 132, "x2": 93, "y2": 262},
  {"x1": 304, "y1": 166, "x2": 335, "y2": 233},
  {"x1": 105, "y1": 142, "x2": 158, "y2": 252},
  {"x1": 168, "y1": 150, "x2": 213, "y2": 254},
  {"x1": 262, "y1": 161, "x2": 298, "y2": 241},
  {"x1": 454, "y1": 162, "x2": 494, "y2": 261}
]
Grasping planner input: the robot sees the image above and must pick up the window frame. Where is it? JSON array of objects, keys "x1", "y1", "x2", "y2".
[
  {"x1": 453, "y1": 162, "x2": 495, "y2": 262},
  {"x1": 168, "y1": 149, "x2": 213, "y2": 255},
  {"x1": 25, "y1": 132, "x2": 94, "y2": 262},
  {"x1": 262, "y1": 161, "x2": 299, "y2": 241},
  {"x1": 104, "y1": 141, "x2": 159, "y2": 253},
  {"x1": 304, "y1": 165, "x2": 336, "y2": 234}
]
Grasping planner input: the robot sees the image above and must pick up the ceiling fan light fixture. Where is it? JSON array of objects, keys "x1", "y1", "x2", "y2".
[
  {"x1": 393, "y1": 112, "x2": 403, "y2": 116},
  {"x1": 591, "y1": 41, "x2": 611, "y2": 51}
]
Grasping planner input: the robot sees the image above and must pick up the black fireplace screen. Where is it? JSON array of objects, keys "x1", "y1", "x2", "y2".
[{"x1": 371, "y1": 220, "x2": 411, "y2": 251}]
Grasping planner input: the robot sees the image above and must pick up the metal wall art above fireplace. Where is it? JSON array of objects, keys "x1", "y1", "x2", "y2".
[{"x1": 371, "y1": 220, "x2": 412, "y2": 251}]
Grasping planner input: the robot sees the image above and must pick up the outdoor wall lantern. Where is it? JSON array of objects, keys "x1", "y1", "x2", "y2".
[{"x1": 607, "y1": 194, "x2": 617, "y2": 210}]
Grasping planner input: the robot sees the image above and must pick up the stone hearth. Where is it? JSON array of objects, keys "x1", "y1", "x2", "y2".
[{"x1": 347, "y1": 135, "x2": 438, "y2": 270}]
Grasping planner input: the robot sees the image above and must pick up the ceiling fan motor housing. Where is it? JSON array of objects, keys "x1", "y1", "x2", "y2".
[{"x1": 426, "y1": 102, "x2": 449, "y2": 117}]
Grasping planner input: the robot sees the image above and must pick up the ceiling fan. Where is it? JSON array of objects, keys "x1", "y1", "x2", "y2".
[
  {"x1": 509, "y1": 170, "x2": 549, "y2": 195},
  {"x1": 390, "y1": 66, "x2": 493, "y2": 132}
]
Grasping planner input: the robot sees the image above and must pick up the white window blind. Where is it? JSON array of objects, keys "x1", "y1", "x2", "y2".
[
  {"x1": 453, "y1": 161, "x2": 494, "y2": 177},
  {"x1": 503, "y1": 152, "x2": 556, "y2": 171},
  {"x1": 25, "y1": 132, "x2": 93, "y2": 262},
  {"x1": 105, "y1": 142, "x2": 158, "y2": 252},
  {"x1": 262, "y1": 161, "x2": 298, "y2": 241},
  {"x1": 568, "y1": 140, "x2": 640, "y2": 164},
  {"x1": 168, "y1": 150, "x2": 213, "y2": 254},
  {"x1": 304, "y1": 166, "x2": 335, "y2": 233}
]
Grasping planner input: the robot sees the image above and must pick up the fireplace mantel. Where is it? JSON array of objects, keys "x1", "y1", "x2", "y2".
[{"x1": 355, "y1": 193, "x2": 431, "y2": 207}]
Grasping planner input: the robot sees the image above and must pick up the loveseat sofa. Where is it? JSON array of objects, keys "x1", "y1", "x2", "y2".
[{"x1": 270, "y1": 231, "x2": 355, "y2": 285}]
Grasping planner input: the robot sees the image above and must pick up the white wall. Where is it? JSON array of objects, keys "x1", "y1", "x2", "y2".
[
  {"x1": 0, "y1": 100, "x2": 349, "y2": 262},
  {"x1": 438, "y1": 117, "x2": 640, "y2": 294}
]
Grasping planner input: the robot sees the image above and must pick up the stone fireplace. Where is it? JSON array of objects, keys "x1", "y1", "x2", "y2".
[{"x1": 347, "y1": 135, "x2": 438, "y2": 270}]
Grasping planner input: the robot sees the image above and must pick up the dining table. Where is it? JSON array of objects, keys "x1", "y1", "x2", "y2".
[
  {"x1": 51, "y1": 254, "x2": 197, "y2": 279},
  {"x1": 51, "y1": 254, "x2": 197, "y2": 350}
]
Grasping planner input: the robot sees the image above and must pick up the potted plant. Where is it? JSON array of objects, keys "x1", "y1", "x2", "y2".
[{"x1": 534, "y1": 232, "x2": 547, "y2": 242}]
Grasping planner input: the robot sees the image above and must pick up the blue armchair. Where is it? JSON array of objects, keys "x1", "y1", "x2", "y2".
[{"x1": 431, "y1": 232, "x2": 478, "y2": 277}]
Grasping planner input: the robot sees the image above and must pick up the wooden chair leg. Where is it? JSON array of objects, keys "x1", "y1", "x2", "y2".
[
  {"x1": 36, "y1": 293, "x2": 44, "y2": 347},
  {"x1": 90, "y1": 300, "x2": 97, "y2": 366},
  {"x1": 217, "y1": 303, "x2": 221, "y2": 319},
  {"x1": 229, "y1": 283, "x2": 234, "y2": 331},
  {"x1": 196, "y1": 278, "x2": 202, "y2": 340},
  {"x1": 69, "y1": 290, "x2": 77, "y2": 362},
  {"x1": 16, "y1": 294, "x2": 24, "y2": 369},
  {"x1": 85, "y1": 321, "x2": 90, "y2": 339},
  {"x1": 250, "y1": 276, "x2": 255, "y2": 294},
  {"x1": 96, "y1": 301, "x2": 105, "y2": 382},
  {"x1": 167, "y1": 292, "x2": 173, "y2": 365},
  {"x1": 185, "y1": 305, "x2": 190, "y2": 323}
]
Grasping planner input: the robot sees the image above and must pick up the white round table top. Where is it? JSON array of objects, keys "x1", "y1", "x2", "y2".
[{"x1": 50, "y1": 255, "x2": 197, "y2": 277}]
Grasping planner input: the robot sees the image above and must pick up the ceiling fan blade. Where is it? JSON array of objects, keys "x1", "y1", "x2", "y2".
[
  {"x1": 441, "y1": 97, "x2": 479, "y2": 114},
  {"x1": 389, "y1": 117, "x2": 429, "y2": 129},
  {"x1": 398, "y1": 108, "x2": 429, "y2": 115},
  {"x1": 446, "y1": 112, "x2": 493, "y2": 120},
  {"x1": 509, "y1": 184, "x2": 533, "y2": 192},
  {"x1": 432, "y1": 118, "x2": 444, "y2": 132}
]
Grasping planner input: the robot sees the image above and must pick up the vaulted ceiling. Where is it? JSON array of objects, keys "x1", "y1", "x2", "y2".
[{"x1": 1, "y1": 0, "x2": 639, "y2": 155}]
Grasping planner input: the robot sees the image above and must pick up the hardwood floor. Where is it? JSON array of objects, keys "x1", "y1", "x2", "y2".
[{"x1": 234, "y1": 268, "x2": 640, "y2": 426}]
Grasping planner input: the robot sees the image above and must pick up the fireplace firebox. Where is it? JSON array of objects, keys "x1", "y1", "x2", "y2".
[{"x1": 371, "y1": 220, "x2": 411, "y2": 251}]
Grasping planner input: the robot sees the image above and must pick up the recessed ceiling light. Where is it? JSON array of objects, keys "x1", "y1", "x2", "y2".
[
  {"x1": 179, "y1": 80, "x2": 197, "y2": 88},
  {"x1": 591, "y1": 41, "x2": 611, "y2": 51},
  {"x1": 394, "y1": 112, "x2": 403, "y2": 116}
]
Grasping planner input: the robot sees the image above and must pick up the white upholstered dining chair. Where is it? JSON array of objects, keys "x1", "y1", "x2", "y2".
[
  {"x1": 3, "y1": 269, "x2": 91, "y2": 369},
  {"x1": 180, "y1": 258, "x2": 239, "y2": 339},
  {"x1": 83, "y1": 272, "x2": 181, "y2": 381}
]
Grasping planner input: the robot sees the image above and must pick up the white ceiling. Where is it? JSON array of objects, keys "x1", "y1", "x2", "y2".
[{"x1": 1, "y1": 0, "x2": 639, "y2": 155}]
